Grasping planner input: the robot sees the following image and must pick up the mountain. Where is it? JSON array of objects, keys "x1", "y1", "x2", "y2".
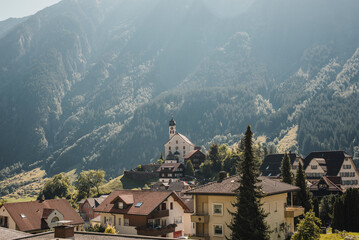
[{"x1": 0, "y1": 0, "x2": 359, "y2": 178}]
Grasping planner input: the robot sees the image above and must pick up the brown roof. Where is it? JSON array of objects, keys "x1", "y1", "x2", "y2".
[
  {"x1": 183, "y1": 149, "x2": 205, "y2": 159},
  {"x1": 78, "y1": 195, "x2": 108, "y2": 208},
  {"x1": 309, "y1": 176, "x2": 346, "y2": 192},
  {"x1": 1, "y1": 199, "x2": 84, "y2": 232},
  {"x1": 157, "y1": 163, "x2": 184, "y2": 172},
  {"x1": 95, "y1": 190, "x2": 190, "y2": 215},
  {"x1": 186, "y1": 175, "x2": 300, "y2": 196}
]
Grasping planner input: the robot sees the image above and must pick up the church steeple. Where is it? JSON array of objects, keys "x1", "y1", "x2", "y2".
[{"x1": 169, "y1": 117, "x2": 176, "y2": 138}]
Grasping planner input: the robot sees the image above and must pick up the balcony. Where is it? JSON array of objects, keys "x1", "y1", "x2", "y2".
[
  {"x1": 285, "y1": 206, "x2": 305, "y2": 218},
  {"x1": 136, "y1": 223, "x2": 177, "y2": 236},
  {"x1": 191, "y1": 234, "x2": 210, "y2": 240},
  {"x1": 148, "y1": 209, "x2": 169, "y2": 219},
  {"x1": 191, "y1": 214, "x2": 209, "y2": 223}
]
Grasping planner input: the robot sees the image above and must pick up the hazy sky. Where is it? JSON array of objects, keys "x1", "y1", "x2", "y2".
[{"x1": 0, "y1": 0, "x2": 61, "y2": 21}]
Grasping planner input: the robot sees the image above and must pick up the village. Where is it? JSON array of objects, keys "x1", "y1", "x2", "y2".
[{"x1": 0, "y1": 118, "x2": 358, "y2": 240}]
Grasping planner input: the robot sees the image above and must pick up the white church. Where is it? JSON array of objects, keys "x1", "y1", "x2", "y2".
[{"x1": 164, "y1": 118, "x2": 196, "y2": 163}]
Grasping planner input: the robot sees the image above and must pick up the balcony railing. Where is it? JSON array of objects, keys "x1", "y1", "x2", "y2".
[
  {"x1": 285, "y1": 206, "x2": 305, "y2": 218},
  {"x1": 136, "y1": 223, "x2": 177, "y2": 236},
  {"x1": 148, "y1": 209, "x2": 169, "y2": 219}
]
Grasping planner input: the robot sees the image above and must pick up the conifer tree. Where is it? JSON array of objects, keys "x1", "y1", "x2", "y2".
[
  {"x1": 281, "y1": 152, "x2": 293, "y2": 185},
  {"x1": 185, "y1": 160, "x2": 195, "y2": 177},
  {"x1": 291, "y1": 211, "x2": 321, "y2": 240},
  {"x1": 208, "y1": 143, "x2": 221, "y2": 171},
  {"x1": 228, "y1": 125, "x2": 270, "y2": 240},
  {"x1": 294, "y1": 162, "x2": 312, "y2": 212}
]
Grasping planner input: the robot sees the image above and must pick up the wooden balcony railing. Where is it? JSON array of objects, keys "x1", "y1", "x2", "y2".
[{"x1": 136, "y1": 223, "x2": 177, "y2": 236}]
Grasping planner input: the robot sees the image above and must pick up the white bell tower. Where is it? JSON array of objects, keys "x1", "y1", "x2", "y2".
[{"x1": 169, "y1": 117, "x2": 176, "y2": 138}]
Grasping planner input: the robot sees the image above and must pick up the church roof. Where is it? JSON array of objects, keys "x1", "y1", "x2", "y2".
[{"x1": 169, "y1": 117, "x2": 176, "y2": 126}]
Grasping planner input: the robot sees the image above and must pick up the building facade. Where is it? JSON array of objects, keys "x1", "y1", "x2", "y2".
[
  {"x1": 186, "y1": 176, "x2": 304, "y2": 240},
  {"x1": 78, "y1": 195, "x2": 108, "y2": 221},
  {"x1": 304, "y1": 151, "x2": 359, "y2": 188}
]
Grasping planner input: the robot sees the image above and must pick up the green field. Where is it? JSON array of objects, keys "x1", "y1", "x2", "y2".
[{"x1": 321, "y1": 232, "x2": 359, "y2": 240}]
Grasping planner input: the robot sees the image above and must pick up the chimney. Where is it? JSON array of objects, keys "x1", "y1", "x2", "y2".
[
  {"x1": 218, "y1": 171, "x2": 227, "y2": 182},
  {"x1": 54, "y1": 225, "x2": 75, "y2": 239}
]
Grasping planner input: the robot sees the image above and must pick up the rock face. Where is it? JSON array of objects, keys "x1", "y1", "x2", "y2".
[{"x1": 0, "y1": 0, "x2": 359, "y2": 176}]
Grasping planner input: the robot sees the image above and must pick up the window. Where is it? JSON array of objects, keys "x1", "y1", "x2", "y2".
[
  {"x1": 51, "y1": 217, "x2": 59, "y2": 223},
  {"x1": 176, "y1": 140, "x2": 178, "y2": 144},
  {"x1": 170, "y1": 202, "x2": 173, "y2": 210},
  {"x1": 135, "y1": 202, "x2": 143, "y2": 208},
  {"x1": 169, "y1": 146, "x2": 171, "y2": 150},
  {"x1": 118, "y1": 202, "x2": 124, "y2": 209},
  {"x1": 311, "y1": 165, "x2": 317, "y2": 169},
  {"x1": 183, "y1": 146, "x2": 185, "y2": 149},
  {"x1": 124, "y1": 218, "x2": 129, "y2": 226},
  {"x1": 168, "y1": 173, "x2": 173, "y2": 177},
  {"x1": 118, "y1": 218, "x2": 121, "y2": 226},
  {"x1": 89, "y1": 211, "x2": 92, "y2": 215},
  {"x1": 213, "y1": 224, "x2": 223, "y2": 236},
  {"x1": 213, "y1": 203, "x2": 223, "y2": 215},
  {"x1": 176, "y1": 146, "x2": 179, "y2": 150},
  {"x1": 293, "y1": 165, "x2": 297, "y2": 170},
  {"x1": 174, "y1": 216, "x2": 182, "y2": 224}
]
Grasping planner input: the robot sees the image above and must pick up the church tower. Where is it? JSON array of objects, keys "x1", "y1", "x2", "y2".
[{"x1": 169, "y1": 117, "x2": 176, "y2": 138}]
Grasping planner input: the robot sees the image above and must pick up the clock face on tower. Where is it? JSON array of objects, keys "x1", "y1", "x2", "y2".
[{"x1": 170, "y1": 127, "x2": 173, "y2": 130}]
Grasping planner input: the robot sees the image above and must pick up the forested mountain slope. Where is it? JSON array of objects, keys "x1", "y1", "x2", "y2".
[{"x1": 0, "y1": 0, "x2": 359, "y2": 177}]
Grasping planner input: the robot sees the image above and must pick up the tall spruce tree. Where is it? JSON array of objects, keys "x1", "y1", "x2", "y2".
[
  {"x1": 281, "y1": 152, "x2": 293, "y2": 184},
  {"x1": 294, "y1": 162, "x2": 313, "y2": 212},
  {"x1": 228, "y1": 125, "x2": 270, "y2": 240}
]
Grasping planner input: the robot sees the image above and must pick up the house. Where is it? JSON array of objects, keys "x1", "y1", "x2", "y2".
[
  {"x1": 303, "y1": 151, "x2": 359, "y2": 188},
  {"x1": 95, "y1": 190, "x2": 191, "y2": 238},
  {"x1": 0, "y1": 199, "x2": 84, "y2": 233},
  {"x1": 309, "y1": 176, "x2": 346, "y2": 199},
  {"x1": 186, "y1": 175, "x2": 304, "y2": 240},
  {"x1": 260, "y1": 153, "x2": 303, "y2": 178},
  {"x1": 164, "y1": 118, "x2": 196, "y2": 163},
  {"x1": 184, "y1": 149, "x2": 205, "y2": 170},
  {"x1": 157, "y1": 162, "x2": 185, "y2": 183},
  {"x1": 78, "y1": 195, "x2": 108, "y2": 221}
]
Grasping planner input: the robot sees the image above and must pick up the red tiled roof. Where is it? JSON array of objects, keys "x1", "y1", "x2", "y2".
[
  {"x1": 1, "y1": 199, "x2": 84, "y2": 232},
  {"x1": 186, "y1": 175, "x2": 299, "y2": 196},
  {"x1": 95, "y1": 190, "x2": 189, "y2": 215}
]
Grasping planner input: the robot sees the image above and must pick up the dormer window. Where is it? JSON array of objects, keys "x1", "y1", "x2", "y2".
[
  {"x1": 118, "y1": 202, "x2": 124, "y2": 209},
  {"x1": 311, "y1": 165, "x2": 318, "y2": 169}
]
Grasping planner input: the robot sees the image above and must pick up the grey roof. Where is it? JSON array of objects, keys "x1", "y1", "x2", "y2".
[
  {"x1": 13, "y1": 231, "x2": 180, "y2": 240},
  {"x1": 0, "y1": 227, "x2": 31, "y2": 240},
  {"x1": 186, "y1": 175, "x2": 299, "y2": 196},
  {"x1": 260, "y1": 153, "x2": 300, "y2": 177}
]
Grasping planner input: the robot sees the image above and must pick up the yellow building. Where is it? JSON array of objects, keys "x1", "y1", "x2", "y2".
[{"x1": 186, "y1": 176, "x2": 304, "y2": 240}]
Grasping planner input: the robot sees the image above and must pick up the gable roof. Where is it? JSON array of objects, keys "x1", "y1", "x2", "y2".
[
  {"x1": 157, "y1": 163, "x2": 184, "y2": 172},
  {"x1": 1, "y1": 199, "x2": 84, "y2": 232},
  {"x1": 304, "y1": 151, "x2": 352, "y2": 176},
  {"x1": 95, "y1": 190, "x2": 190, "y2": 215},
  {"x1": 260, "y1": 153, "x2": 300, "y2": 177},
  {"x1": 78, "y1": 195, "x2": 108, "y2": 208},
  {"x1": 184, "y1": 150, "x2": 205, "y2": 159},
  {"x1": 186, "y1": 175, "x2": 299, "y2": 196},
  {"x1": 309, "y1": 176, "x2": 346, "y2": 193},
  {"x1": 165, "y1": 133, "x2": 194, "y2": 146}
]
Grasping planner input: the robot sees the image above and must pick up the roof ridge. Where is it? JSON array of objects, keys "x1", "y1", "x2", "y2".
[{"x1": 188, "y1": 175, "x2": 238, "y2": 192}]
